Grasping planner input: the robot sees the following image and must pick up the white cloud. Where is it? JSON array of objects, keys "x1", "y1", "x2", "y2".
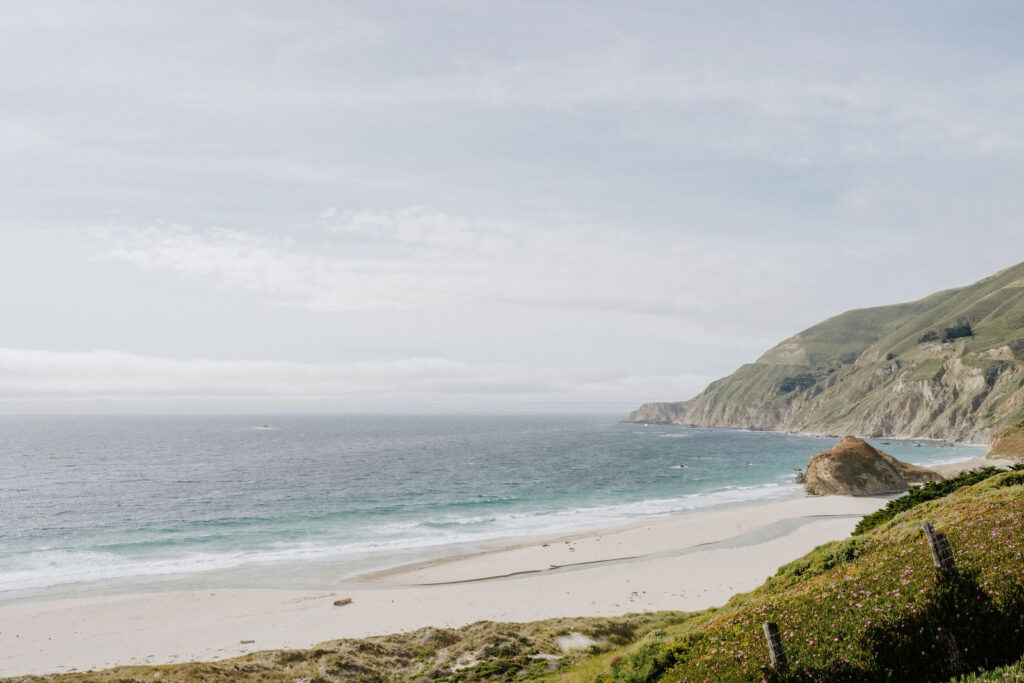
[
  {"x1": 0, "y1": 347, "x2": 712, "y2": 412},
  {"x1": 90, "y1": 210, "x2": 807, "y2": 344}
]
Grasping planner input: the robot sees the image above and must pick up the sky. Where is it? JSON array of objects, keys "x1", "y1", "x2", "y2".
[{"x1": 2, "y1": 1, "x2": 1024, "y2": 413}]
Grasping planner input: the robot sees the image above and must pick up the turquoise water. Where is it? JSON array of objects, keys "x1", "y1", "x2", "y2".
[{"x1": 0, "y1": 415, "x2": 984, "y2": 600}]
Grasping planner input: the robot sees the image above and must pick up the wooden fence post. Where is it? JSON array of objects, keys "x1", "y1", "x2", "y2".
[
  {"x1": 762, "y1": 621, "x2": 787, "y2": 669},
  {"x1": 942, "y1": 631, "x2": 964, "y2": 675},
  {"x1": 922, "y1": 522, "x2": 956, "y2": 570}
]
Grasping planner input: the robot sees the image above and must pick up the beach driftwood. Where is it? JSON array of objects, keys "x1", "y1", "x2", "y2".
[
  {"x1": 922, "y1": 522, "x2": 956, "y2": 570},
  {"x1": 333, "y1": 598, "x2": 353, "y2": 606},
  {"x1": 762, "y1": 621, "x2": 787, "y2": 669}
]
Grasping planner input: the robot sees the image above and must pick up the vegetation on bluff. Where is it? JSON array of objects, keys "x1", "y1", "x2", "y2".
[
  {"x1": 585, "y1": 471, "x2": 1024, "y2": 682},
  {"x1": 853, "y1": 464, "x2": 1024, "y2": 535}
]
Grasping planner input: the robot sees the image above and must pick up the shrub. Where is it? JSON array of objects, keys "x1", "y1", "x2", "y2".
[
  {"x1": 854, "y1": 466, "x2": 1024, "y2": 535},
  {"x1": 943, "y1": 322, "x2": 974, "y2": 342},
  {"x1": 776, "y1": 373, "x2": 817, "y2": 394}
]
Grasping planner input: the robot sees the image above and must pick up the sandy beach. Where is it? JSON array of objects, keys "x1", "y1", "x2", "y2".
[{"x1": 0, "y1": 494, "x2": 890, "y2": 677}]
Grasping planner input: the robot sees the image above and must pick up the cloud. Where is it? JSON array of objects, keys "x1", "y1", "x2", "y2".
[
  {"x1": 0, "y1": 347, "x2": 713, "y2": 412},
  {"x1": 90, "y1": 210, "x2": 809, "y2": 344}
]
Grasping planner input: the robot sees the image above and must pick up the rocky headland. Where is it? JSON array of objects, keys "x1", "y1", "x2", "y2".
[{"x1": 628, "y1": 261, "x2": 1024, "y2": 443}]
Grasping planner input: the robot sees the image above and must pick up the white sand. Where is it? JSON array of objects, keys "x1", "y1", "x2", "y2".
[{"x1": 0, "y1": 495, "x2": 888, "y2": 677}]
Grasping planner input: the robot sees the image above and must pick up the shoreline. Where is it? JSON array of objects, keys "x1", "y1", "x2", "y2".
[
  {"x1": 0, "y1": 482, "x2": 809, "y2": 607},
  {"x1": 0, "y1": 493, "x2": 892, "y2": 677},
  {"x1": 619, "y1": 421, "x2": 990, "y2": 447}
]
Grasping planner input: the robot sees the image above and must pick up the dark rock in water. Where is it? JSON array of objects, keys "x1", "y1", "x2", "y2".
[
  {"x1": 793, "y1": 470, "x2": 806, "y2": 484},
  {"x1": 804, "y1": 436, "x2": 942, "y2": 496}
]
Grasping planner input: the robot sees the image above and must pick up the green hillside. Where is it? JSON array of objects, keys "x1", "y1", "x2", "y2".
[
  {"x1": 569, "y1": 468, "x2": 1024, "y2": 682},
  {"x1": 629, "y1": 260, "x2": 1024, "y2": 442}
]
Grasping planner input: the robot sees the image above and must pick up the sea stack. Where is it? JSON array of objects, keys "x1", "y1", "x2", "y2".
[{"x1": 804, "y1": 436, "x2": 942, "y2": 496}]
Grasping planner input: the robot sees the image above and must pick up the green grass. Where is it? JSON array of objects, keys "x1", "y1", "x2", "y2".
[
  {"x1": 953, "y1": 656, "x2": 1024, "y2": 681},
  {"x1": 591, "y1": 472, "x2": 1024, "y2": 682},
  {"x1": 853, "y1": 465, "x2": 1024, "y2": 535}
]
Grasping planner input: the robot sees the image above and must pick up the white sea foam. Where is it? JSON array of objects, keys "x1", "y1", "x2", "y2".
[{"x1": 0, "y1": 482, "x2": 802, "y2": 594}]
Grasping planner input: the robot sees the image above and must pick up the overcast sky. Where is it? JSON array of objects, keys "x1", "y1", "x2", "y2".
[{"x1": 2, "y1": 1, "x2": 1023, "y2": 413}]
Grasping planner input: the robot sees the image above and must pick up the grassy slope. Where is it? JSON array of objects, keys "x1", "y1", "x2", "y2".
[
  {"x1": 582, "y1": 471, "x2": 1024, "y2": 682},
  {"x1": 764, "y1": 260, "x2": 1024, "y2": 369}
]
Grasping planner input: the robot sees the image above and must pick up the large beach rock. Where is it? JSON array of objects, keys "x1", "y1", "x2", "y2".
[
  {"x1": 986, "y1": 424, "x2": 1024, "y2": 460},
  {"x1": 805, "y1": 436, "x2": 942, "y2": 496}
]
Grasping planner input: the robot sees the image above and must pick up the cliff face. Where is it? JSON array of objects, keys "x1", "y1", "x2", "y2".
[
  {"x1": 628, "y1": 261, "x2": 1024, "y2": 443},
  {"x1": 804, "y1": 436, "x2": 942, "y2": 496},
  {"x1": 987, "y1": 424, "x2": 1024, "y2": 459}
]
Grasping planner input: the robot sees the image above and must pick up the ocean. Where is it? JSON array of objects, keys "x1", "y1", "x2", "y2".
[{"x1": 0, "y1": 414, "x2": 984, "y2": 602}]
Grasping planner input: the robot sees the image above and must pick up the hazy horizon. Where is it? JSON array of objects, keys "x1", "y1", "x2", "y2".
[{"x1": 3, "y1": 1, "x2": 1024, "y2": 413}]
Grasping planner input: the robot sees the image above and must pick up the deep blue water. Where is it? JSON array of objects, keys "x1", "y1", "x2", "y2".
[{"x1": 0, "y1": 415, "x2": 983, "y2": 600}]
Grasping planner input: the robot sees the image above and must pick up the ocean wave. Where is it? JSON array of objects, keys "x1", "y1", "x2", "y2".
[{"x1": 0, "y1": 482, "x2": 802, "y2": 593}]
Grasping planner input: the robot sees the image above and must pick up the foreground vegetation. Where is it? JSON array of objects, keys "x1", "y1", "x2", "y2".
[
  {"x1": 3, "y1": 612, "x2": 701, "y2": 683},
  {"x1": 853, "y1": 464, "x2": 1024, "y2": 534},
  {"x1": 9, "y1": 471, "x2": 1024, "y2": 683},
  {"x1": 592, "y1": 470, "x2": 1024, "y2": 682}
]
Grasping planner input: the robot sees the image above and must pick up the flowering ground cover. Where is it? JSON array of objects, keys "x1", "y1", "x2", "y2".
[
  {"x1": 594, "y1": 471, "x2": 1024, "y2": 682},
  {"x1": 953, "y1": 656, "x2": 1024, "y2": 681}
]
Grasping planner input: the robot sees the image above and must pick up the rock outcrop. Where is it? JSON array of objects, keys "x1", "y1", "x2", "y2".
[
  {"x1": 987, "y1": 424, "x2": 1024, "y2": 460},
  {"x1": 804, "y1": 436, "x2": 942, "y2": 496},
  {"x1": 627, "y1": 261, "x2": 1024, "y2": 443}
]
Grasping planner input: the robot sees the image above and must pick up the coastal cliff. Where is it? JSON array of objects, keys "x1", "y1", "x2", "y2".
[{"x1": 629, "y1": 261, "x2": 1024, "y2": 442}]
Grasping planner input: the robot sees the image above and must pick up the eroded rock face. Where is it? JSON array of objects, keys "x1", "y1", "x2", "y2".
[
  {"x1": 987, "y1": 425, "x2": 1024, "y2": 460},
  {"x1": 805, "y1": 436, "x2": 943, "y2": 496}
]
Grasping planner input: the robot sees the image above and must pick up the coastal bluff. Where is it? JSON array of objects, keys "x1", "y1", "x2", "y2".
[
  {"x1": 627, "y1": 260, "x2": 1024, "y2": 443},
  {"x1": 804, "y1": 436, "x2": 942, "y2": 496}
]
